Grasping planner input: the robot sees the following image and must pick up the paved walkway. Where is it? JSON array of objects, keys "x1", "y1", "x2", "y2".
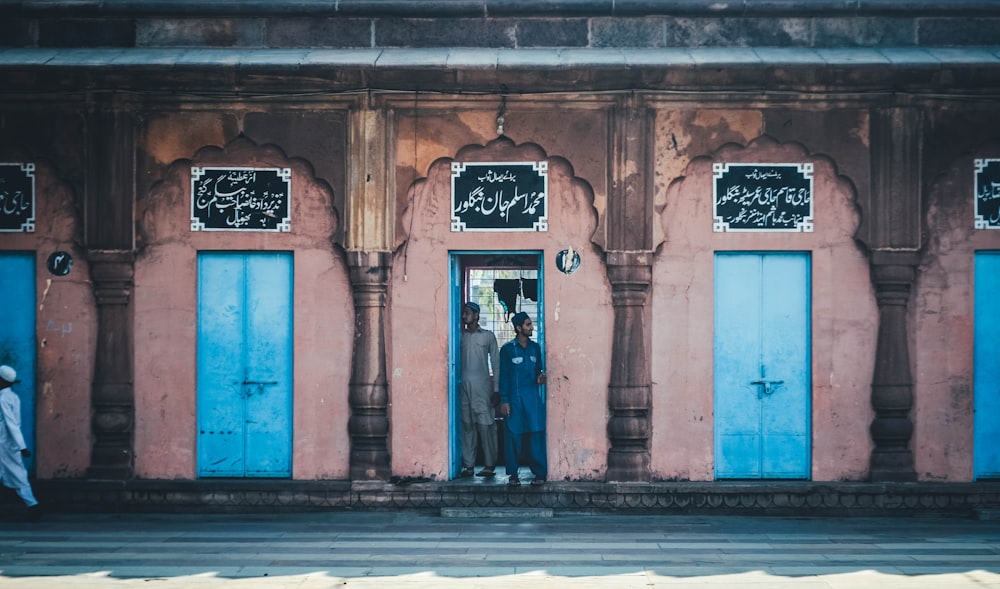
[{"x1": 0, "y1": 511, "x2": 998, "y2": 588}]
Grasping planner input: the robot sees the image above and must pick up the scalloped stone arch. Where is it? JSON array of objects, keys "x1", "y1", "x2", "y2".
[
  {"x1": 397, "y1": 136, "x2": 600, "y2": 252},
  {"x1": 390, "y1": 135, "x2": 612, "y2": 482},
  {"x1": 650, "y1": 134, "x2": 877, "y2": 483},
  {"x1": 133, "y1": 134, "x2": 353, "y2": 480}
]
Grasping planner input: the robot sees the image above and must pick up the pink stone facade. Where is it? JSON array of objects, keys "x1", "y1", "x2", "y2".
[{"x1": 2, "y1": 101, "x2": 998, "y2": 485}]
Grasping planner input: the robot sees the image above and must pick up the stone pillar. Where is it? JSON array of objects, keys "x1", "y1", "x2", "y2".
[
  {"x1": 347, "y1": 251, "x2": 392, "y2": 480},
  {"x1": 345, "y1": 105, "x2": 393, "y2": 480},
  {"x1": 605, "y1": 250, "x2": 653, "y2": 482},
  {"x1": 86, "y1": 249, "x2": 135, "y2": 479},
  {"x1": 869, "y1": 251, "x2": 918, "y2": 482},
  {"x1": 865, "y1": 107, "x2": 921, "y2": 483},
  {"x1": 604, "y1": 98, "x2": 654, "y2": 482},
  {"x1": 84, "y1": 102, "x2": 136, "y2": 479}
]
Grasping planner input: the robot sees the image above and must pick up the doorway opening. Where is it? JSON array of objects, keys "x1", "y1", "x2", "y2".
[
  {"x1": 449, "y1": 251, "x2": 543, "y2": 480},
  {"x1": 0, "y1": 251, "x2": 36, "y2": 474}
]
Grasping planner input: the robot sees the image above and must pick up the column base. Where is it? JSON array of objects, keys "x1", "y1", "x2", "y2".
[{"x1": 606, "y1": 448, "x2": 650, "y2": 482}]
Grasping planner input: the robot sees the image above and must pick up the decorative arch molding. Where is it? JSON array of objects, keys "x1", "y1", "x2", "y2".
[
  {"x1": 913, "y1": 141, "x2": 1000, "y2": 482},
  {"x1": 134, "y1": 134, "x2": 354, "y2": 481},
  {"x1": 397, "y1": 136, "x2": 601, "y2": 252},
  {"x1": 139, "y1": 135, "x2": 341, "y2": 252},
  {"x1": 389, "y1": 135, "x2": 610, "y2": 483},
  {"x1": 656, "y1": 135, "x2": 865, "y2": 253},
  {"x1": 0, "y1": 155, "x2": 96, "y2": 480},
  {"x1": 651, "y1": 134, "x2": 880, "y2": 483}
]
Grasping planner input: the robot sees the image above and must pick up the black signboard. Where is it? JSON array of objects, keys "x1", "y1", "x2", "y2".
[
  {"x1": 713, "y1": 163, "x2": 814, "y2": 232},
  {"x1": 0, "y1": 163, "x2": 35, "y2": 233},
  {"x1": 451, "y1": 161, "x2": 548, "y2": 232},
  {"x1": 975, "y1": 159, "x2": 1000, "y2": 229},
  {"x1": 191, "y1": 167, "x2": 291, "y2": 232}
]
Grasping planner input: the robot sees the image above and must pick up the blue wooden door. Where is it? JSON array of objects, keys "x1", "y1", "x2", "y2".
[
  {"x1": 714, "y1": 252, "x2": 811, "y2": 479},
  {"x1": 975, "y1": 251, "x2": 1000, "y2": 479},
  {"x1": 197, "y1": 252, "x2": 293, "y2": 478},
  {"x1": 0, "y1": 252, "x2": 36, "y2": 473}
]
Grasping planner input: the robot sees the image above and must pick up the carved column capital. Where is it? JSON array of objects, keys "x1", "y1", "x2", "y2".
[{"x1": 87, "y1": 249, "x2": 135, "y2": 305}]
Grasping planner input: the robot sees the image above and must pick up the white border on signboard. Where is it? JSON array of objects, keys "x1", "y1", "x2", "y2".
[
  {"x1": 190, "y1": 166, "x2": 292, "y2": 232},
  {"x1": 450, "y1": 161, "x2": 549, "y2": 232},
  {"x1": 712, "y1": 162, "x2": 814, "y2": 233},
  {"x1": 974, "y1": 158, "x2": 1000, "y2": 230},
  {"x1": 0, "y1": 162, "x2": 36, "y2": 233}
]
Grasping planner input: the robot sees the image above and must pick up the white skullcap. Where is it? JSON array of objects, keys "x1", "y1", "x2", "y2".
[{"x1": 0, "y1": 365, "x2": 15, "y2": 383}]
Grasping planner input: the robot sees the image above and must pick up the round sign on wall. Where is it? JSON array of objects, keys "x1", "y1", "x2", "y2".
[
  {"x1": 46, "y1": 251, "x2": 73, "y2": 276},
  {"x1": 555, "y1": 248, "x2": 581, "y2": 275}
]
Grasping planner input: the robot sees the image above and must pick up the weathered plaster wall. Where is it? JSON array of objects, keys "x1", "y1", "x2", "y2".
[
  {"x1": 914, "y1": 150, "x2": 1000, "y2": 481},
  {"x1": 0, "y1": 162, "x2": 95, "y2": 478},
  {"x1": 393, "y1": 102, "x2": 609, "y2": 251},
  {"x1": 651, "y1": 134, "x2": 876, "y2": 482},
  {"x1": 390, "y1": 136, "x2": 612, "y2": 481},
  {"x1": 134, "y1": 131, "x2": 352, "y2": 480}
]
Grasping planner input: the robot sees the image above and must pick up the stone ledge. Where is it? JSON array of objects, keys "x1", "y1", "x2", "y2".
[
  {"x1": 441, "y1": 507, "x2": 554, "y2": 518},
  {"x1": 24, "y1": 479, "x2": 1000, "y2": 517}
]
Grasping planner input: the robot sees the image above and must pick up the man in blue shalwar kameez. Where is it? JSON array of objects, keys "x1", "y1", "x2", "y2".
[{"x1": 498, "y1": 311, "x2": 547, "y2": 486}]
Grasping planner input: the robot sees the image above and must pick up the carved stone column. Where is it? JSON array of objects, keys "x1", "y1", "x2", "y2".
[
  {"x1": 865, "y1": 107, "x2": 921, "y2": 483},
  {"x1": 604, "y1": 98, "x2": 654, "y2": 482},
  {"x1": 347, "y1": 251, "x2": 391, "y2": 480},
  {"x1": 606, "y1": 251, "x2": 653, "y2": 482},
  {"x1": 345, "y1": 104, "x2": 393, "y2": 480},
  {"x1": 869, "y1": 251, "x2": 918, "y2": 482},
  {"x1": 85, "y1": 101, "x2": 136, "y2": 479},
  {"x1": 87, "y1": 249, "x2": 135, "y2": 479}
]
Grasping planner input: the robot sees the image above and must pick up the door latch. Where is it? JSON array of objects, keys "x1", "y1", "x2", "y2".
[
  {"x1": 237, "y1": 380, "x2": 278, "y2": 398},
  {"x1": 750, "y1": 379, "x2": 784, "y2": 398}
]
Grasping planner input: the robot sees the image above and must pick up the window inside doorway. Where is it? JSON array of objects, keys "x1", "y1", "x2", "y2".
[{"x1": 465, "y1": 263, "x2": 540, "y2": 345}]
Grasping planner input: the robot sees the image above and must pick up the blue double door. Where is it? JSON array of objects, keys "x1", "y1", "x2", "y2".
[
  {"x1": 0, "y1": 252, "x2": 36, "y2": 473},
  {"x1": 975, "y1": 252, "x2": 1000, "y2": 479},
  {"x1": 197, "y1": 252, "x2": 293, "y2": 478},
  {"x1": 714, "y1": 252, "x2": 811, "y2": 479}
]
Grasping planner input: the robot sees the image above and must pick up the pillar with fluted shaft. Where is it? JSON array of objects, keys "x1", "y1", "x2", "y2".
[
  {"x1": 869, "y1": 251, "x2": 918, "y2": 482},
  {"x1": 605, "y1": 251, "x2": 653, "y2": 482},
  {"x1": 84, "y1": 102, "x2": 136, "y2": 479},
  {"x1": 603, "y1": 97, "x2": 654, "y2": 482},
  {"x1": 345, "y1": 104, "x2": 394, "y2": 480},
  {"x1": 86, "y1": 249, "x2": 135, "y2": 479},
  {"x1": 346, "y1": 251, "x2": 391, "y2": 480},
  {"x1": 864, "y1": 107, "x2": 921, "y2": 483}
]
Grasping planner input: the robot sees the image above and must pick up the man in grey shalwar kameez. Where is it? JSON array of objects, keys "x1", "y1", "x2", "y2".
[
  {"x1": 458, "y1": 302, "x2": 500, "y2": 478},
  {"x1": 0, "y1": 364, "x2": 40, "y2": 521}
]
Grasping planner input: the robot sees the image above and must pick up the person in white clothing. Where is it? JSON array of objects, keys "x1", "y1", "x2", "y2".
[{"x1": 0, "y1": 364, "x2": 40, "y2": 521}]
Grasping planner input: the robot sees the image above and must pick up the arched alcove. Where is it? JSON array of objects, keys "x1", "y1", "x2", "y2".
[{"x1": 651, "y1": 136, "x2": 876, "y2": 482}]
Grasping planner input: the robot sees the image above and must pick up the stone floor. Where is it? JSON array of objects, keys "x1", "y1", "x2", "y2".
[{"x1": 1, "y1": 510, "x2": 999, "y2": 588}]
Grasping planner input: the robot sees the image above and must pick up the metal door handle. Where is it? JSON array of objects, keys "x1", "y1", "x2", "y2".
[
  {"x1": 750, "y1": 379, "x2": 784, "y2": 397},
  {"x1": 235, "y1": 381, "x2": 278, "y2": 398}
]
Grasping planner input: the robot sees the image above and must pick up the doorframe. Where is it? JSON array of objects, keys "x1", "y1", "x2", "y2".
[{"x1": 448, "y1": 250, "x2": 544, "y2": 479}]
